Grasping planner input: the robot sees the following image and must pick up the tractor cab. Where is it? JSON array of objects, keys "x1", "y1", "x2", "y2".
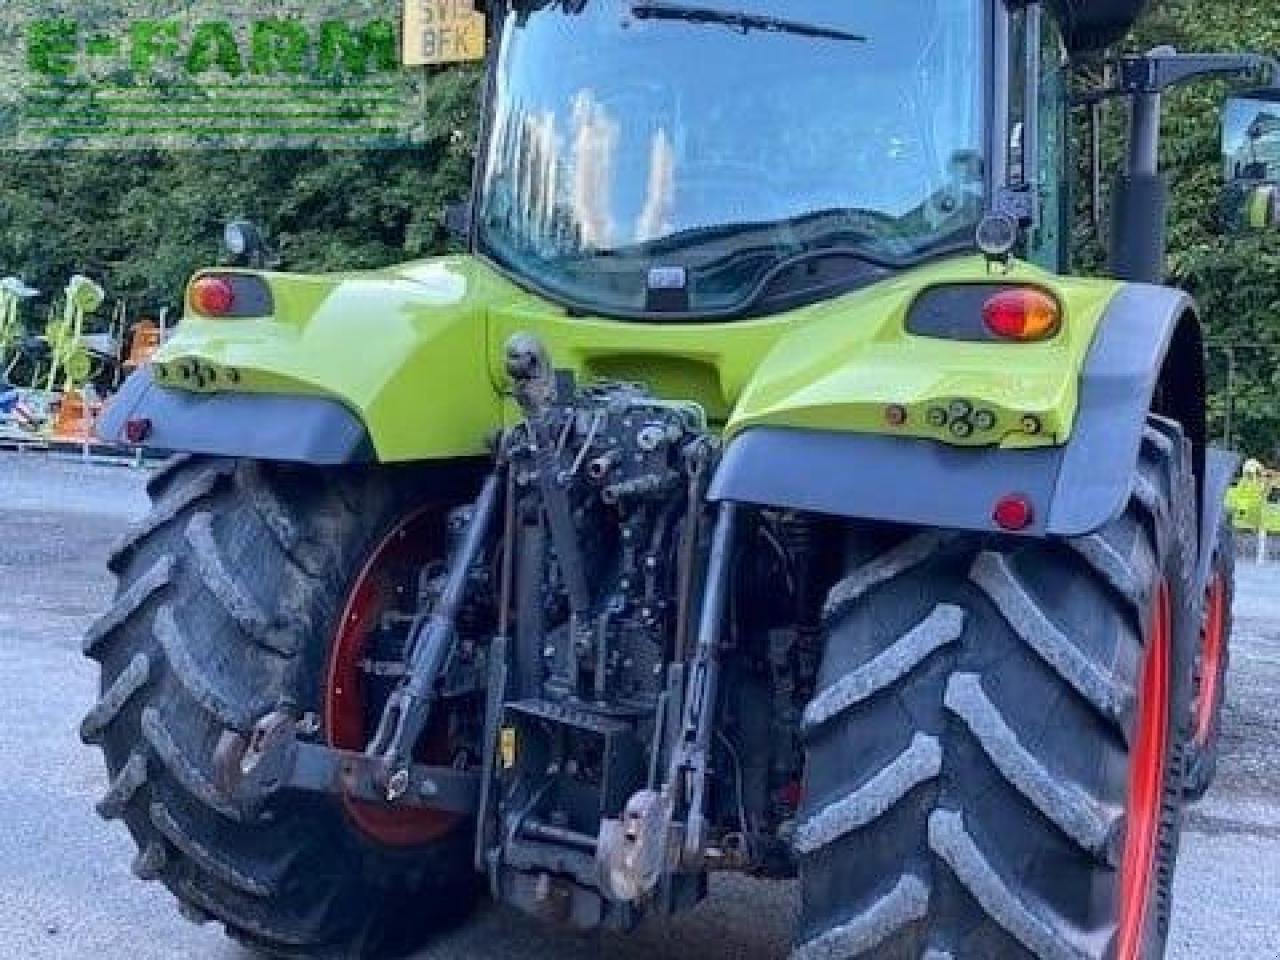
[
  {"x1": 471, "y1": 0, "x2": 1065, "y2": 319},
  {"x1": 475, "y1": 1, "x2": 989, "y2": 318},
  {"x1": 467, "y1": 0, "x2": 1160, "y2": 320}
]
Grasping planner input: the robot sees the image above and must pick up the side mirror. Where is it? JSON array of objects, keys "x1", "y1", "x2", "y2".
[{"x1": 1223, "y1": 90, "x2": 1280, "y2": 231}]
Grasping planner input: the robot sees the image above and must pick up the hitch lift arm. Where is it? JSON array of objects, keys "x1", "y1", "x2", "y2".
[{"x1": 214, "y1": 712, "x2": 481, "y2": 816}]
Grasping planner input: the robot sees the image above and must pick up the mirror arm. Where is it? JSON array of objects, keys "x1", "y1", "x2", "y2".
[
  {"x1": 1119, "y1": 51, "x2": 1280, "y2": 95},
  {"x1": 1073, "y1": 50, "x2": 1280, "y2": 247},
  {"x1": 1073, "y1": 51, "x2": 1280, "y2": 106}
]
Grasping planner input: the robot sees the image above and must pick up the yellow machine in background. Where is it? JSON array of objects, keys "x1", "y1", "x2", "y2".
[
  {"x1": 1227, "y1": 458, "x2": 1280, "y2": 535},
  {"x1": 44, "y1": 275, "x2": 106, "y2": 393},
  {"x1": 44, "y1": 276, "x2": 107, "y2": 444},
  {"x1": 0, "y1": 277, "x2": 39, "y2": 381},
  {"x1": 0, "y1": 277, "x2": 46, "y2": 444},
  {"x1": 0, "y1": 270, "x2": 167, "y2": 450}
]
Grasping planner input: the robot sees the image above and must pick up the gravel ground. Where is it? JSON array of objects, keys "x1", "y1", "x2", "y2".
[{"x1": 0, "y1": 452, "x2": 1276, "y2": 960}]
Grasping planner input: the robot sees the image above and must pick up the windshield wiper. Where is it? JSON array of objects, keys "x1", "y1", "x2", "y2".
[
  {"x1": 630, "y1": 2, "x2": 866, "y2": 43},
  {"x1": 628, "y1": 207, "x2": 891, "y2": 259}
]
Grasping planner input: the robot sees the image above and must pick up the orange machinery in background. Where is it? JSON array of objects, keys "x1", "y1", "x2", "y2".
[
  {"x1": 122, "y1": 318, "x2": 164, "y2": 374},
  {"x1": 51, "y1": 315, "x2": 166, "y2": 446}
]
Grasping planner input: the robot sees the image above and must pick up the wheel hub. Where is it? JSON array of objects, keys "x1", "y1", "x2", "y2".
[{"x1": 325, "y1": 508, "x2": 463, "y2": 847}]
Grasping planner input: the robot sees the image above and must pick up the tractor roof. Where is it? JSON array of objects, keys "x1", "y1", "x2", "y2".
[{"x1": 1047, "y1": 0, "x2": 1150, "y2": 53}]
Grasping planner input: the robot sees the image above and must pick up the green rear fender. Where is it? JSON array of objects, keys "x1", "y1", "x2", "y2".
[
  {"x1": 122, "y1": 254, "x2": 1122, "y2": 478},
  {"x1": 725, "y1": 258, "x2": 1121, "y2": 449},
  {"x1": 152, "y1": 258, "x2": 518, "y2": 461}
]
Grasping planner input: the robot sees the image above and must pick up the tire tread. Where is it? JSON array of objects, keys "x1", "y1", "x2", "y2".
[{"x1": 797, "y1": 417, "x2": 1195, "y2": 959}]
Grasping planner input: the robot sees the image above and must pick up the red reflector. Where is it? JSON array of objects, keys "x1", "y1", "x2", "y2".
[
  {"x1": 190, "y1": 275, "x2": 236, "y2": 316},
  {"x1": 778, "y1": 780, "x2": 804, "y2": 809},
  {"x1": 982, "y1": 288, "x2": 1061, "y2": 341},
  {"x1": 993, "y1": 494, "x2": 1034, "y2": 532},
  {"x1": 124, "y1": 417, "x2": 153, "y2": 445}
]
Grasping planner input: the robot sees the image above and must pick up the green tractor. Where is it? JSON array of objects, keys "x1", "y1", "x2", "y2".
[{"x1": 86, "y1": 2, "x2": 1259, "y2": 957}]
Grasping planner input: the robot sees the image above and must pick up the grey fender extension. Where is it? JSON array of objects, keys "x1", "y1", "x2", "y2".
[
  {"x1": 98, "y1": 368, "x2": 374, "y2": 464},
  {"x1": 711, "y1": 284, "x2": 1198, "y2": 539}
]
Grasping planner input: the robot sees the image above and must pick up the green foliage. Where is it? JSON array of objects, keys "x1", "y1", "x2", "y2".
[
  {"x1": 0, "y1": 63, "x2": 480, "y2": 314},
  {"x1": 1103, "y1": 0, "x2": 1280, "y2": 456}
]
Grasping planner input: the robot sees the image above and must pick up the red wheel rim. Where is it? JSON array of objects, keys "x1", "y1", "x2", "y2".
[
  {"x1": 1192, "y1": 573, "x2": 1228, "y2": 746},
  {"x1": 325, "y1": 509, "x2": 462, "y2": 847},
  {"x1": 1117, "y1": 579, "x2": 1172, "y2": 960}
]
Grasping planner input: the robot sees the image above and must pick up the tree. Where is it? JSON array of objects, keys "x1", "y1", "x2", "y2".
[
  {"x1": 0, "y1": 65, "x2": 481, "y2": 316},
  {"x1": 1136, "y1": 0, "x2": 1280, "y2": 456}
]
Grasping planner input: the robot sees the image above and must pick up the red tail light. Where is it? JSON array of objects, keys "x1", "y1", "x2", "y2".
[
  {"x1": 982, "y1": 288, "x2": 1061, "y2": 341},
  {"x1": 124, "y1": 417, "x2": 153, "y2": 445},
  {"x1": 190, "y1": 275, "x2": 236, "y2": 317},
  {"x1": 993, "y1": 494, "x2": 1035, "y2": 532}
]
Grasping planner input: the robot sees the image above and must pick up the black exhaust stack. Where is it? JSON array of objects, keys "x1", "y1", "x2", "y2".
[{"x1": 1109, "y1": 64, "x2": 1169, "y2": 284}]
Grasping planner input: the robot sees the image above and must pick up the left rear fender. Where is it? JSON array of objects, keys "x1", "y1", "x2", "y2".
[
  {"x1": 100, "y1": 258, "x2": 519, "y2": 463},
  {"x1": 99, "y1": 367, "x2": 374, "y2": 464}
]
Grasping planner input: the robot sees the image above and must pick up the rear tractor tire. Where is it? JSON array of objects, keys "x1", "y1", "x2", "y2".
[
  {"x1": 81, "y1": 456, "x2": 480, "y2": 958},
  {"x1": 795, "y1": 417, "x2": 1199, "y2": 960}
]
